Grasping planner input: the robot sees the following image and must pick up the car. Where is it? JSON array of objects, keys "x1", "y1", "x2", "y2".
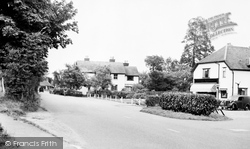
[{"x1": 226, "y1": 95, "x2": 250, "y2": 110}]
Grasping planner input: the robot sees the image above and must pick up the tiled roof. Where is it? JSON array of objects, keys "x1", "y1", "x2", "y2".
[
  {"x1": 198, "y1": 44, "x2": 250, "y2": 70},
  {"x1": 125, "y1": 66, "x2": 139, "y2": 76},
  {"x1": 76, "y1": 60, "x2": 139, "y2": 76}
]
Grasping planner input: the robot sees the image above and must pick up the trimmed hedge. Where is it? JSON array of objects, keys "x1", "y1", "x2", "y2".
[
  {"x1": 159, "y1": 92, "x2": 218, "y2": 116},
  {"x1": 145, "y1": 95, "x2": 160, "y2": 107},
  {"x1": 52, "y1": 88, "x2": 84, "y2": 97}
]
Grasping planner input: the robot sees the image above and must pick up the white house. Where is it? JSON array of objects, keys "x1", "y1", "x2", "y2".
[
  {"x1": 76, "y1": 57, "x2": 139, "y2": 91},
  {"x1": 190, "y1": 43, "x2": 250, "y2": 100}
]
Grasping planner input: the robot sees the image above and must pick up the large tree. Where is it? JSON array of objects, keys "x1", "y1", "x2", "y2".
[
  {"x1": 62, "y1": 64, "x2": 85, "y2": 90},
  {"x1": 180, "y1": 17, "x2": 214, "y2": 68},
  {"x1": 91, "y1": 66, "x2": 112, "y2": 90},
  {"x1": 145, "y1": 55, "x2": 165, "y2": 71},
  {"x1": 0, "y1": 0, "x2": 78, "y2": 101}
]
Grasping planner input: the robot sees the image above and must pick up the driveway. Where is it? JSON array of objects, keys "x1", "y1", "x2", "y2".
[{"x1": 40, "y1": 93, "x2": 250, "y2": 149}]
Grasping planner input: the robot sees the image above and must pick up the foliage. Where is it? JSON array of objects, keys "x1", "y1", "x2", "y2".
[
  {"x1": 132, "y1": 92, "x2": 147, "y2": 99},
  {"x1": 52, "y1": 88, "x2": 64, "y2": 95},
  {"x1": 0, "y1": 0, "x2": 78, "y2": 107},
  {"x1": 180, "y1": 17, "x2": 214, "y2": 68},
  {"x1": 62, "y1": 64, "x2": 85, "y2": 90},
  {"x1": 131, "y1": 84, "x2": 145, "y2": 92},
  {"x1": 91, "y1": 66, "x2": 112, "y2": 90},
  {"x1": 65, "y1": 89, "x2": 84, "y2": 97},
  {"x1": 159, "y1": 92, "x2": 218, "y2": 116},
  {"x1": 145, "y1": 55, "x2": 165, "y2": 71},
  {"x1": 145, "y1": 95, "x2": 160, "y2": 107},
  {"x1": 52, "y1": 88, "x2": 84, "y2": 97},
  {"x1": 138, "y1": 71, "x2": 150, "y2": 88},
  {"x1": 147, "y1": 71, "x2": 176, "y2": 91}
]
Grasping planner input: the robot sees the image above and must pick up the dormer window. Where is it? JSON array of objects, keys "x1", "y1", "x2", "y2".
[{"x1": 203, "y1": 68, "x2": 210, "y2": 78}]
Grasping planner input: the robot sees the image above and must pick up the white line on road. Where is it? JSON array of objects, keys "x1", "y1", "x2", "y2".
[
  {"x1": 124, "y1": 116, "x2": 131, "y2": 119},
  {"x1": 167, "y1": 129, "x2": 180, "y2": 133},
  {"x1": 229, "y1": 129, "x2": 249, "y2": 132}
]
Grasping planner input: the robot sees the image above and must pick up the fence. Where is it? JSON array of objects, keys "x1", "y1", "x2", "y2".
[{"x1": 87, "y1": 94, "x2": 146, "y2": 106}]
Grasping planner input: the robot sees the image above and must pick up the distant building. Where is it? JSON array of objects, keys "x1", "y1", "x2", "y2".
[
  {"x1": 190, "y1": 43, "x2": 250, "y2": 100},
  {"x1": 76, "y1": 57, "x2": 139, "y2": 91}
]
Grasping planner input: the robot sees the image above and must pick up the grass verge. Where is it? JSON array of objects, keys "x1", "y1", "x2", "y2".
[
  {"x1": 0, "y1": 96, "x2": 25, "y2": 118},
  {"x1": 140, "y1": 106, "x2": 232, "y2": 121}
]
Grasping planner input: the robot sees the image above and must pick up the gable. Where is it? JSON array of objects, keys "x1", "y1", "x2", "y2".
[{"x1": 197, "y1": 44, "x2": 250, "y2": 71}]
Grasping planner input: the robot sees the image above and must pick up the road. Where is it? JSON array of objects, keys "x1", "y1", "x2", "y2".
[{"x1": 40, "y1": 93, "x2": 250, "y2": 149}]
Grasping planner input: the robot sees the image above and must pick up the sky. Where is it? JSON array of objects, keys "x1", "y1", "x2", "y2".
[{"x1": 46, "y1": 0, "x2": 250, "y2": 77}]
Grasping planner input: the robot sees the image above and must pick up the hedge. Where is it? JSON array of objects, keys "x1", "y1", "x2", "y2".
[
  {"x1": 145, "y1": 95, "x2": 160, "y2": 107},
  {"x1": 52, "y1": 88, "x2": 84, "y2": 97},
  {"x1": 158, "y1": 92, "x2": 218, "y2": 116}
]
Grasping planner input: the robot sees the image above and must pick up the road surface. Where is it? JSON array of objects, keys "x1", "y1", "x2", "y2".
[{"x1": 40, "y1": 93, "x2": 250, "y2": 149}]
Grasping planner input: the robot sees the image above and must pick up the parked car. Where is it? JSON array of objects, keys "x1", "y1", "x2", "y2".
[{"x1": 226, "y1": 95, "x2": 250, "y2": 110}]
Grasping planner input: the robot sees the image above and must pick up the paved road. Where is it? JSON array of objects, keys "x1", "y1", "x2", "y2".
[{"x1": 40, "y1": 93, "x2": 250, "y2": 149}]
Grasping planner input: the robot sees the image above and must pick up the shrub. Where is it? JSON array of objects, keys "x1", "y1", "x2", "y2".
[
  {"x1": 145, "y1": 95, "x2": 160, "y2": 107},
  {"x1": 21, "y1": 93, "x2": 41, "y2": 112},
  {"x1": 126, "y1": 92, "x2": 135, "y2": 99},
  {"x1": 117, "y1": 91, "x2": 131, "y2": 98},
  {"x1": 159, "y1": 92, "x2": 218, "y2": 116},
  {"x1": 65, "y1": 89, "x2": 84, "y2": 97},
  {"x1": 52, "y1": 88, "x2": 64, "y2": 95},
  {"x1": 133, "y1": 92, "x2": 147, "y2": 99}
]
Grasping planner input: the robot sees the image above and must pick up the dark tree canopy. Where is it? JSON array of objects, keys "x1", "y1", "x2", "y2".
[
  {"x1": 145, "y1": 55, "x2": 165, "y2": 71},
  {"x1": 0, "y1": 0, "x2": 78, "y2": 101},
  {"x1": 180, "y1": 17, "x2": 214, "y2": 68}
]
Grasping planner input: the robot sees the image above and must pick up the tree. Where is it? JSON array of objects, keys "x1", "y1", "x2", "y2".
[
  {"x1": 61, "y1": 64, "x2": 85, "y2": 90},
  {"x1": 147, "y1": 71, "x2": 176, "y2": 91},
  {"x1": 91, "y1": 66, "x2": 112, "y2": 90},
  {"x1": 145, "y1": 55, "x2": 165, "y2": 71},
  {"x1": 165, "y1": 57, "x2": 180, "y2": 72},
  {"x1": 180, "y1": 17, "x2": 214, "y2": 68},
  {"x1": 138, "y1": 71, "x2": 150, "y2": 87},
  {"x1": 0, "y1": 0, "x2": 78, "y2": 102}
]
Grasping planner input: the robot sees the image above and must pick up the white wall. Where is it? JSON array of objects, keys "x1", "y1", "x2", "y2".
[
  {"x1": 194, "y1": 62, "x2": 250, "y2": 99},
  {"x1": 125, "y1": 76, "x2": 139, "y2": 87},
  {"x1": 111, "y1": 74, "x2": 126, "y2": 91},
  {"x1": 234, "y1": 71, "x2": 250, "y2": 96},
  {"x1": 193, "y1": 63, "x2": 219, "y2": 79}
]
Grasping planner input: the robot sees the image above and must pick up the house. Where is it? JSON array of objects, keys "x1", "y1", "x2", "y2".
[
  {"x1": 190, "y1": 43, "x2": 250, "y2": 100},
  {"x1": 76, "y1": 57, "x2": 139, "y2": 91},
  {"x1": 39, "y1": 80, "x2": 54, "y2": 92}
]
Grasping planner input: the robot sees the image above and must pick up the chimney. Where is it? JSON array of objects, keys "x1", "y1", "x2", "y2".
[
  {"x1": 109, "y1": 57, "x2": 115, "y2": 62},
  {"x1": 84, "y1": 56, "x2": 90, "y2": 61},
  {"x1": 227, "y1": 43, "x2": 232, "y2": 46},
  {"x1": 123, "y1": 60, "x2": 129, "y2": 66}
]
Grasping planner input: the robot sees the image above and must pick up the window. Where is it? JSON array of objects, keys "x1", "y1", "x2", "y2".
[
  {"x1": 222, "y1": 67, "x2": 226, "y2": 78},
  {"x1": 203, "y1": 68, "x2": 210, "y2": 78},
  {"x1": 221, "y1": 90, "x2": 227, "y2": 98},
  {"x1": 127, "y1": 76, "x2": 134, "y2": 81},
  {"x1": 114, "y1": 74, "x2": 118, "y2": 79},
  {"x1": 238, "y1": 88, "x2": 248, "y2": 95}
]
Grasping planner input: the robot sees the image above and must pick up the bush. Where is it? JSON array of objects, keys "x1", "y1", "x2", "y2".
[
  {"x1": 133, "y1": 92, "x2": 147, "y2": 99},
  {"x1": 145, "y1": 95, "x2": 160, "y2": 107},
  {"x1": 65, "y1": 89, "x2": 84, "y2": 97},
  {"x1": 159, "y1": 92, "x2": 218, "y2": 116},
  {"x1": 52, "y1": 88, "x2": 64, "y2": 95},
  {"x1": 21, "y1": 93, "x2": 41, "y2": 112}
]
